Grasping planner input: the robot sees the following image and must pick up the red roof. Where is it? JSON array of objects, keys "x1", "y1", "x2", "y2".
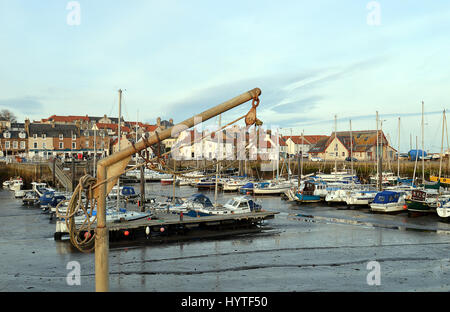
[
  {"x1": 283, "y1": 135, "x2": 328, "y2": 145},
  {"x1": 96, "y1": 123, "x2": 130, "y2": 133},
  {"x1": 43, "y1": 115, "x2": 90, "y2": 123}
]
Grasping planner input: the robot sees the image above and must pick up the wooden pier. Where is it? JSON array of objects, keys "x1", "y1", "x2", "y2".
[{"x1": 55, "y1": 210, "x2": 278, "y2": 243}]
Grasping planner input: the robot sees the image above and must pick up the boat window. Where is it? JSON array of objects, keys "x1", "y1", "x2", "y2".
[
  {"x1": 389, "y1": 196, "x2": 394, "y2": 201},
  {"x1": 239, "y1": 202, "x2": 248, "y2": 208},
  {"x1": 378, "y1": 196, "x2": 385, "y2": 202}
]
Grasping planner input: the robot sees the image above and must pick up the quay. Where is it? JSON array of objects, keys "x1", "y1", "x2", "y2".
[{"x1": 54, "y1": 210, "x2": 278, "y2": 243}]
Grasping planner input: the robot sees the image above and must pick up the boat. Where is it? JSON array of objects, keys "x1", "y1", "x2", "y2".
[
  {"x1": 437, "y1": 200, "x2": 450, "y2": 219},
  {"x1": 14, "y1": 189, "x2": 27, "y2": 198},
  {"x1": 325, "y1": 188, "x2": 351, "y2": 204},
  {"x1": 196, "y1": 178, "x2": 217, "y2": 190},
  {"x1": 161, "y1": 177, "x2": 174, "y2": 185},
  {"x1": 221, "y1": 178, "x2": 249, "y2": 192},
  {"x1": 293, "y1": 181, "x2": 321, "y2": 203},
  {"x1": 22, "y1": 190, "x2": 40, "y2": 206},
  {"x1": 8, "y1": 177, "x2": 23, "y2": 192},
  {"x1": 55, "y1": 207, "x2": 152, "y2": 240},
  {"x1": 239, "y1": 182, "x2": 254, "y2": 194},
  {"x1": 222, "y1": 196, "x2": 262, "y2": 214},
  {"x1": 253, "y1": 181, "x2": 291, "y2": 196},
  {"x1": 345, "y1": 189, "x2": 377, "y2": 206},
  {"x1": 370, "y1": 190, "x2": 406, "y2": 213},
  {"x1": 108, "y1": 186, "x2": 139, "y2": 201},
  {"x1": 369, "y1": 171, "x2": 399, "y2": 185}
]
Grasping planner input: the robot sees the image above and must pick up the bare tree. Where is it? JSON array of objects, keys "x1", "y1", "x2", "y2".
[{"x1": 0, "y1": 109, "x2": 17, "y2": 122}]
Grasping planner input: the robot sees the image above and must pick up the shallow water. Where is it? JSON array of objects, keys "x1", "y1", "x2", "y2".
[{"x1": 0, "y1": 183, "x2": 449, "y2": 292}]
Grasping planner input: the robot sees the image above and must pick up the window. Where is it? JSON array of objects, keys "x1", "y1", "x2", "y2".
[
  {"x1": 72, "y1": 134, "x2": 76, "y2": 140},
  {"x1": 85, "y1": 140, "x2": 89, "y2": 147},
  {"x1": 13, "y1": 141, "x2": 18, "y2": 149},
  {"x1": 59, "y1": 142, "x2": 64, "y2": 149},
  {"x1": 42, "y1": 134, "x2": 46, "y2": 139},
  {"x1": 19, "y1": 132, "x2": 26, "y2": 139},
  {"x1": 20, "y1": 141, "x2": 25, "y2": 149},
  {"x1": 3, "y1": 132, "x2": 10, "y2": 139},
  {"x1": 5, "y1": 141, "x2": 10, "y2": 149},
  {"x1": 33, "y1": 134, "x2": 37, "y2": 139},
  {"x1": 72, "y1": 142, "x2": 76, "y2": 149},
  {"x1": 42, "y1": 142, "x2": 46, "y2": 149},
  {"x1": 342, "y1": 152, "x2": 345, "y2": 156},
  {"x1": 59, "y1": 134, "x2": 63, "y2": 140},
  {"x1": 33, "y1": 142, "x2": 38, "y2": 149}
]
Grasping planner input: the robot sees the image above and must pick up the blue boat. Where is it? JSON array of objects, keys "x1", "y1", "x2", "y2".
[
  {"x1": 295, "y1": 181, "x2": 321, "y2": 203},
  {"x1": 40, "y1": 190, "x2": 67, "y2": 211},
  {"x1": 239, "y1": 182, "x2": 254, "y2": 194},
  {"x1": 184, "y1": 194, "x2": 215, "y2": 217}
]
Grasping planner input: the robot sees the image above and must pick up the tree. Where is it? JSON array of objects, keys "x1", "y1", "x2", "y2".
[{"x1": 0, "y1": 109, "x2": 17, "y2": 122}]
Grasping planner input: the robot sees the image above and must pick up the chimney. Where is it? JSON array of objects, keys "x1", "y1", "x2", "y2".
[
  {"x1": 51, "y1": 120, "x2": 55, "y2": 128},
  {"x1": 169, "y1": 118, "x2": 173, "y2": 125},
  {"x1": 157, "y1": 117, "x2": 161, "y2": 127},
  {"x1": 25, "y1": 118, "x2": 30, "y2": 135}
]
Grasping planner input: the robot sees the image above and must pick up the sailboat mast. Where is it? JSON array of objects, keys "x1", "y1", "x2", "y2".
[
  {"x1": 214, "y1": 114, "x2": 221, "y2": 205},
  {"x1": 334, "y1": 115, "x2": 337, "y2": 176},
  {"x1": 413, "y1": 136, "x2": 418, "y2": 186},
  {"x1": 116, "y1": 89, "x2": 122, "y2": 211},
  {"x1": 439, "y1": 110, "x2": 445, "y2": 182},
  {"x1": 301, "y1": 130, "x2": 304, "y2": 181},
  {"x1": 349, "y1": 119, "x2": 353, "y2": 187},
  {"x1": 376, "y1": 111, "x2": 380, "y2": 190},
  {"x1": 422, "y1": 101, "x2": 425, "y2": 184},
  {"x1": 397, "y1": 117, "x2": 400, "y2": 180}
]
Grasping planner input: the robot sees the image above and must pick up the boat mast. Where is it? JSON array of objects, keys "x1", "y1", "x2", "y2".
[
  {"x1": 301, "y1": 130, "x2": 304, "y2": 182},
  {"x1": 439, "y1": 110, "x2": 445, "y2": 184},
  {"x1": 116, "y1": 89, "x2": 122, "y2": 211},
  {"x1": 413, "y1": 136, "x2": 418, "y2": 186},
  {"x1": 214, "y1": 114, "x2": 221, "y2": 206},
  {"x1": 422, "y1": 101, "x2": 425, "y2": 184},
  {"x1": 349, "y1": 119, "x2": 353, "y2": 188},
  {"x1": 397, "y1": 117, "x2": 400, "y2": 181},
  {"x1": 376, "y1": 111, "x2": 380, "y2": 190},
  {"x1": 334, "y1": 115, "x2": 337, "y2": 177}
]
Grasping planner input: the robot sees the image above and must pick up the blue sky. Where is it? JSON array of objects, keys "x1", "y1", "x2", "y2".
[{"x1": 1, "y1": 1, "x2": 450, "y2": 152}]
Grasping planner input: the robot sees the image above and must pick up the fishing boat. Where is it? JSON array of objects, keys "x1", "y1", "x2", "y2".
[
  {"x1": 404, "y1": 181, "x2": 448, "y2": 214},
  {"x1": 370, "y1": 190, "x2": 406, "y2": 213},
  {"x1": 294, "y1": 181, "x2": 322, "y2": 203}
]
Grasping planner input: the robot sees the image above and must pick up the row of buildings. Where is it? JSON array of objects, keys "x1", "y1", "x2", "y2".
[{"x1": 0, "y1": 114, "x2": 396, "y2": 162}]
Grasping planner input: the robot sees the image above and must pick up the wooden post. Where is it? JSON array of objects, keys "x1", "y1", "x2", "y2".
[
  {"x1": 94, "y1": 87, "x2": 262, "y2": 292},
  {"x1": 52, "y1": 158, "x2": 56, "y2": 187}
]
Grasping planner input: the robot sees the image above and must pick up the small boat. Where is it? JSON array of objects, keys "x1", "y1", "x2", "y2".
[
  {"x1": 222, "y1": 179, "x2": 249, "y2": 192},
  {"x1": 369, "y1": 172, "x2": 399, "y2": 185},
  {"x1": 161, "y1": 177, "x2": 174, "y2": 185},
  {"x1": 370, "y1": 190, "x2": 406, "y2": 213},
  {"x1": 14, "y1": 189, "x2": 27, "y2": 198},
  {"x1": 108, "y1": 186, "x2": 139, "y2": 201},
  {"x1": 294, "y1": 181, "x2": 321, "y2": 203},
  {"x1": 437, "y1": 200, "x2": 450, "y2": 218},
  {"x1": 325, "y1": 188, "x2": 351, "y2": 204},
  {"x1": 196, "y1": 179, "x2": 217, "y2": 189},
  {"x1": 253, "y1": 181, "x2": 292, "y2": 196},
  {"x1": 239, "y1": 182, "x2": 254, "y2": 194},
  {"x1": 406, "y1": 188, "x2": 439, "y2": 214},
  {"x1": 345, "y1": 189, "x2": 377, "y2": 206},
  {"x1": 22, "y1": 190, "x2": 40, "y2": 206},
  {"x1": 2, "y1": 178, "x2": 13, "y2": 189},
  {"x1": 9, "y1": 178, "x2": 23, "y2": 192},
  {"x1": 222, "y1": 196, "x2": 262, "y2": 214}
]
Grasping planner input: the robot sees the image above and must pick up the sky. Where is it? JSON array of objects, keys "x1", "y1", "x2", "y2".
[{"x1": 0, "y1": 1, "x2": 449, "y2": 153}]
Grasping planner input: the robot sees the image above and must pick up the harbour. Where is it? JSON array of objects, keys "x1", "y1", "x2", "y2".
[{"x1": 1, "y1": 179, "x2": 449, "y2": 292}]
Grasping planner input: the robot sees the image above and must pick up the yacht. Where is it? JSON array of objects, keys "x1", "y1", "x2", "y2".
[{"x1": 370, "y1": 190, "x2": 406, "y2": 213}]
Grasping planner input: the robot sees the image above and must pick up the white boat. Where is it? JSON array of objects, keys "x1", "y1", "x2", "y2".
[
  {"x1": 222, "y1": 179, "x2": 251, "y2": 191},
  {"x1": 370, "y1": 190, "x2": 406, "y2": 213},
  {"x1": 14, "y1": 189, "x2": 28, "y2": 198},
  {"x1": 253, "y1": 181, "x2": 292, "y2": 195},
  {"x1": 325, "y1": 188, "x2": 351, "y2": 204},
  {"x1": 369, "y1": 171, "x2": 399, "y2": 185},
  {"x1": 345, "y1": 189, "x2": 377, "y2": 206},
  {"x1": 9, "y1": 178, "x2": 23, "y2": 192},
  {"x1": 437, "y1": 200, "x2": 450, "y2": 218}
]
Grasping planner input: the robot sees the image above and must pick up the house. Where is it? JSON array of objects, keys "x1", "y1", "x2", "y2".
[
  {"x1": 0, "y1": 123, "x2": 28, "y2": 157},
  {"x1": 283, "y1": 135, "x2": 328, "y2": 157},
  {"x1": 308, "y1": 130, "x2": 396, "y2": 161}
]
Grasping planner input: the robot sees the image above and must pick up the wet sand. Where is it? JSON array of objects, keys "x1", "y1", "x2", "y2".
[{"x1": 0, "y1": 184, "x2": 449, "y2": 292}]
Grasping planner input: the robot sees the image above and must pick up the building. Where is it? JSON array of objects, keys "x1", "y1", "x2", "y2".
[
  {"x1": 308, "y1": 130, "x2": 396, "y2": 161},
  {"x1": 0, "y1": 123, "x2": 28, "y2": 157},
  {"x1": 283, "y1": 135, "x2": 328, "y2": 157}
]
